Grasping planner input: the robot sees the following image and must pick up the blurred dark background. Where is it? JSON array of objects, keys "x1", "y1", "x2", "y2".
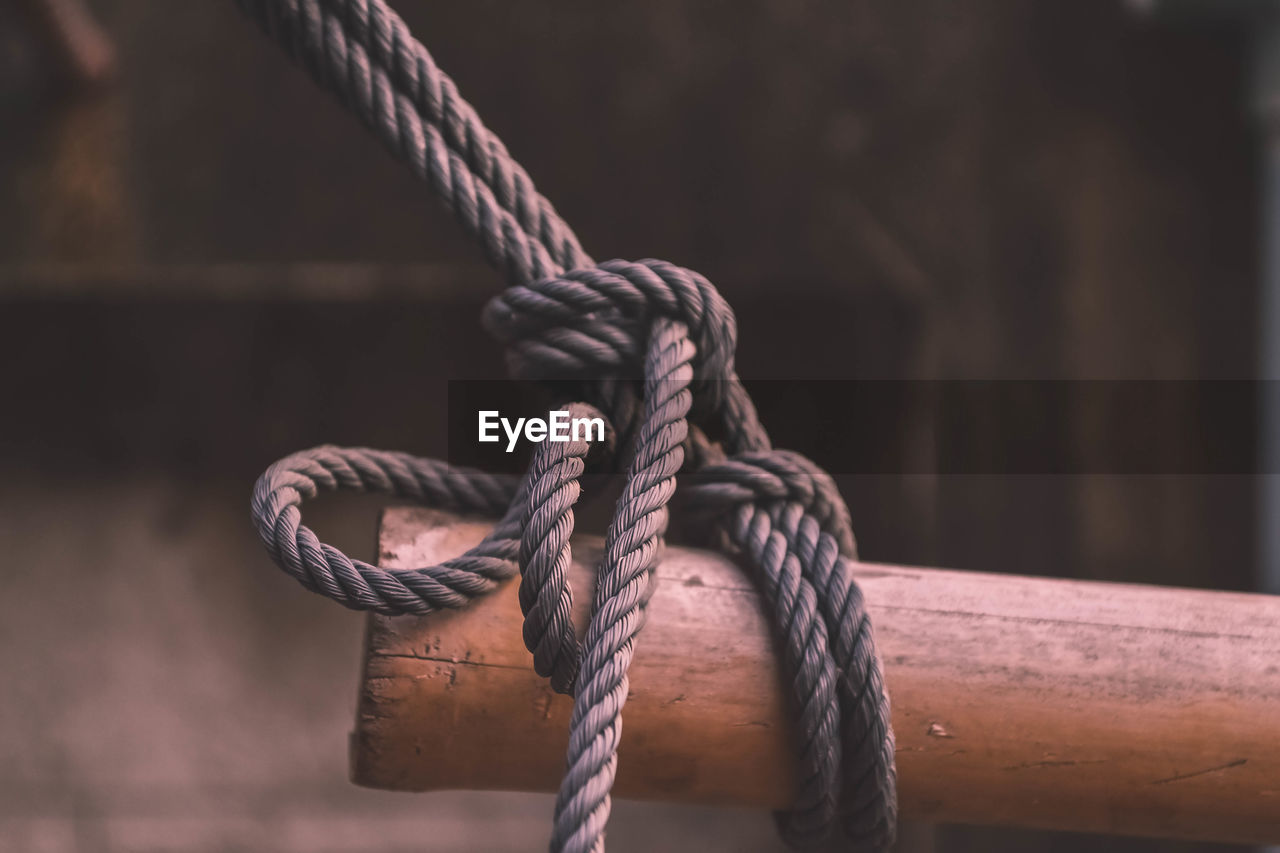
[{"x1": 0, "y1": 1, "x2": 1268, "y2": 851}]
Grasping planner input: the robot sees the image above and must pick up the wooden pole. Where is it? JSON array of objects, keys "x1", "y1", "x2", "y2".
[{"x1": 351, "y1": 507, "x2": 1280, "y2": 845}]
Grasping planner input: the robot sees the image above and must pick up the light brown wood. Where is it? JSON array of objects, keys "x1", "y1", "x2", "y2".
[{"x1": 352, "y1": 507, "x2": 1280, "y2": 844}]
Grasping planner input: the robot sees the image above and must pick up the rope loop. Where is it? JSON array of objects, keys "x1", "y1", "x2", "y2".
[{"x1": 251, "y1": 446, "x2": 522, "y2": 615}]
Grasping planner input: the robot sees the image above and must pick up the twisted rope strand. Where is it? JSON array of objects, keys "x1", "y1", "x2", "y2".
[
  {"x1": 516, "y1": 402, "x2": 613, "y2": 695},
  {"x1": 551, "y1": 318, "x2": 693, "y2": 853},
  {"x1": 235, "y1": 0, "x2": 587, "y2": 284},
  {"x1": 681, "y1": 455, "x2": 896, "y2": 844},
  {"x1": 769, "y1": 505, "x2": 897, "y2": 845},
  {"x1": 330, "y1": 0, "x2": 588, "y2": 270},
  {"x1": 327, "y1": 0, "x2": 589, "y2": 272},
  {"x1": 721, "y1": 501, "x2": 844, "y2": 847}
]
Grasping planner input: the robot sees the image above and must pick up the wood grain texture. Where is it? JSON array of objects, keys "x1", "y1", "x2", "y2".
[{"x1": 352, "y1": 507, "x2": 1280, "y2": 844}]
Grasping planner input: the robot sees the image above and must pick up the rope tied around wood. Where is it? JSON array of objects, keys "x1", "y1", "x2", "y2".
[{"x1": 238, "y1": 1, "x2": 897, "y2": 849}]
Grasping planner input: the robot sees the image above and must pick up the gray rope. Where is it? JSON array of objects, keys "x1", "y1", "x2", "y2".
[
  {"x1": 680, "y1": 450, "x2": 897, "y2": 844},
  {"x1": 720, "y1": 501, "x2": 844, "y2": 846},
  {"x1": 552, "y1": 317, "x2": 692, "y2": 852},
  {"x1": 251, "y1": 445, "x2": 522, "y2": 614},
  {"x1": 234, "y1": 0, "x2": 589, "y2": 285},
  {"x1": 685, "y1": 485, "x2": 897, "y2": 848},
  {"x1": 517, "y1": 401, "x2": 613, "y2": 696},
  {"x1": 235, "y1": 2, "x2": 897, "y2": 850}
]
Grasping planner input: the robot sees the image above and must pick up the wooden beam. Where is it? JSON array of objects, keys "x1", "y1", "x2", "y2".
[{"x1": 351, "y1": 507, "x2": 1280, "y2": 845}]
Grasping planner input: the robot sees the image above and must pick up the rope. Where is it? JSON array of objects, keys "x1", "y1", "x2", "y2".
[
  {"x1": 517, "y1": 401, "x2": 612, "y2": 695},
  {"x1": 236, "y1": 1, "x2": 897, "y2": 850},
  {"x1": 553, "y1": 316, "x2": 692, "y2": 851},
  {"x1": 252, "y1": 446, "x2": 522, "y2": 614},
  {"x1": 234, "y1": 0, "x2": 588, "y2": 284}
]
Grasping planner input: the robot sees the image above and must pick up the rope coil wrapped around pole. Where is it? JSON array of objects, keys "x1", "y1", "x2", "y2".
[{"x1": 238, "y1": 1, "x2": 897, "y2": 849}]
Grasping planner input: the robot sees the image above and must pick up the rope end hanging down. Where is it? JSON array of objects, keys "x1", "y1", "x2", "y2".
[{"x1": 235, "y1": 2, "x2": 897, "y2": 850}]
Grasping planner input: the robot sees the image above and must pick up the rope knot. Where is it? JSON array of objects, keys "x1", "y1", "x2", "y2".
[
  {"x1": 482, "y1": 259, "x2": 739, "y2": 411},
  {"x1": 237, "y1": 1, "x2": 898, "y2": 847},
  {"x1": 683, "y1": 450, "x2": 857, "y2": 558}
]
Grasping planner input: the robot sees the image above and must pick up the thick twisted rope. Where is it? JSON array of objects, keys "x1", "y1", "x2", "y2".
[
  {"x1": 235, "y1": 0, "x2": 588, "y2": 284},
  {"x1": 692, "y1": 496, "x2": 897, "y2": 848},
  {"x1": 517, "y1": 401, "x2": 613, "y2": 696},
  {"x1": 553, "y1": 317, "x2": 692, "y2": 852},
  {"x1": 235, "y1": 2, "x2": 897, "y2": 850},
  {"x1": 251, "y1": 446, "x2": 522, "y2": 614},
  {"x1": 720, "y1": 500, "x2": 844, "y2": 846}
]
